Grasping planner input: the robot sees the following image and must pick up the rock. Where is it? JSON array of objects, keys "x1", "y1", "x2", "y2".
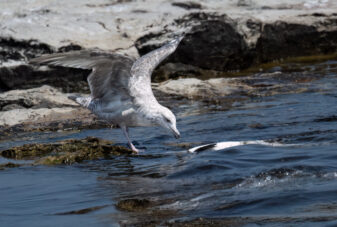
[
  {"x1": 154, "y1": 70, "x2": 323, "y2": 102},
  {"x1": 171, "y1": 1, "x2": 203, "y2": 10},
  {"x1": 155, "y1": 78, "x2": 246, "y2": 101},
  {"x1": 136, "y1": 11, "x2": 337, "y2": 79},
  {"x1": 136, "y1": 13, "x2": 252, "y2": 72},
  {"x1": 0, "y1": 63, "x2": 90, "y2": 93},
  {"x1": 1, "y1": 137, "x2": 133, "y2": 165},
  {"x1": 0, "y1": 162, "x2": 21, "y2": 170},
  {"x1": 255, "y1": 19, "x2": 337, "y2": 63},
  {"x1": 116, "y1": 199, "x2": 151, "y2": 212},
  {"x1": 0, "y1": 0, "x2": 336, "y2": 89},
  {"x1": 165, "y1": 142, "x2": 202, "y2": 149},
  {"x1": 0, "y1": 107, "x2": 106, "y2": 134},
  {"x1": 0, "y1": 85, "x2": 107, "y2": 134},
  {"x1": 56, "y1": 205, "x2": 109, "y2": 215},
  {"x1": 166, "y1": 217, "x2": 243, "y2": 227},
  {"x1": 0, "y1": 37, "x2": 89, "y2": 92},
  {"x1": 0, "y1": 85, "x2": 78, "y2": 110}
]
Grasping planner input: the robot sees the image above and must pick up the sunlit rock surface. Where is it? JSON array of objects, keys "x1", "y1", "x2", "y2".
[
  {"x1": 1, "y1": 0, "x2": 336, "y2": 77},
  {"x1": 0, "y1": 85, "x2": 106, "y2": 133},
  {"x1": 0, "y1": 0, "x2": 336, "y2": 132}
]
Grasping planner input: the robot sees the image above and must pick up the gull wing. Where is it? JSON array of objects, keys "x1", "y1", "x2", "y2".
[
  {"x1": 129, "y1": 36, "x2": 184, "y2": 101},
  {"x1": 30, "y1": 49, "x2": 135, "y2": 99}
]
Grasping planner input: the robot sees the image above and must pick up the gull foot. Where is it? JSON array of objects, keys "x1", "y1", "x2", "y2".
[{"x1": 130, "y1": 144, "x2": 143, "y2": 153}]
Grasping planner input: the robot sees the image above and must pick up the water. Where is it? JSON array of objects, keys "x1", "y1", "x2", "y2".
[{"x1": 1, "y1": 60, "x2": 337, "y2": 226}]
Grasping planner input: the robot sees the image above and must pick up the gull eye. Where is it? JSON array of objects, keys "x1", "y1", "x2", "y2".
[{"x1": 165, "y1": 117, "x2": 170, "y2": 123}]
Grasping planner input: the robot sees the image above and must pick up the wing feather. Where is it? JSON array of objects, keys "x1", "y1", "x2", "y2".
[
  {"x1": 129, "y1": 36, "x2": 183, "y2": 103},
  {"x1": 30, "y1": 49, "x2": 135, "y2": 99},
  {"x1": 131, "y1": 36, "x2": 184, "y2": 80}
]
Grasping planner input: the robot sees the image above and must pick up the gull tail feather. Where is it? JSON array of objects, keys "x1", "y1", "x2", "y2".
[{"x1": 68, "y1": 94, "x2": 92, "y2": 108}]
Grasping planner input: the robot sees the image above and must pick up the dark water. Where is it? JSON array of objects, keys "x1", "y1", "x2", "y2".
[{"x1": 1, "y1": 60, "x2": 337, "y2": 226}]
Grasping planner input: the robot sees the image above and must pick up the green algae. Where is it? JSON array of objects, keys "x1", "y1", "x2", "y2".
[
  {"x1": 2, "y1": 143, "x2": 57, "y2": 159},
  {"x1": 1, "y1": 137, "x2": 133, "y2": 165},
  {"x1": 116, "y1": 199, "x2": 151, "y2": 212}
]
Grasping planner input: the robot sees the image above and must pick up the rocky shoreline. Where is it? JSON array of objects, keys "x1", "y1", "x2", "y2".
[
  {"x1": 0, "y1": 137, "x2": 132, "y2": 166},
  {"x1": 1, "y1": 0, "x2": 337, "y2": 134}
]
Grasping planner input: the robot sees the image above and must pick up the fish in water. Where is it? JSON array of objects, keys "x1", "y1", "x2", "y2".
[{"x1": 30, "y1": 36, "x2": 184, "y2": 153}]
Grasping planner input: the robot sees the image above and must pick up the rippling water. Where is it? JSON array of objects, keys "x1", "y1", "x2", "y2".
[{"x1": 1, "y1": 60, "x2": 337, "y2": 226}]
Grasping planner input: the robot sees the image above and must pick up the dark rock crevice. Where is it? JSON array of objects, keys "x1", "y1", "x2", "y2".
[
  {"x1": 0, "y1": 37, "x2": 53, "y2": 63},
  {"x1": 0, "y1": 38, "x2": 87, "y2": 92},
  {"x1": 256, "y1": 21, "x2": 337, "y2": 63},
  {"x1": 135, "y1": 12, "x2": 337, "y2": 81},
  {"x1": 0, "y1": 65, "x2": 90, "y2": 93}
]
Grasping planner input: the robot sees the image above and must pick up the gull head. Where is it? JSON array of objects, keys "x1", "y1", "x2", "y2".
[{"x1": 154, "y1": 106, "x2": 180, "y2": 139}]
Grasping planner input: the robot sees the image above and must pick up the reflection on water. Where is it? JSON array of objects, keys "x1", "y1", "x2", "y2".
[{"x1": 1, "y1": 60, "x2": 337, "y2": 226}]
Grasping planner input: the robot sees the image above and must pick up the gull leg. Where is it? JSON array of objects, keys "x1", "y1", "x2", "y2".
[{"x1": 120, "y1": 125, "x2": 139, "y2": 153}]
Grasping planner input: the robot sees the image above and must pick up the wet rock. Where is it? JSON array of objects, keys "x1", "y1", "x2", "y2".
[
  {"x1": 154, "y1": 68, "x2": 327, "y2": 102},
  {"x1": 167, "y1": 215, "x2": 337, "y2": 226},
  {"x1": 0, "y1": 162, "x2": 21, "y2": 170},
  {"x1": 56, "y1": 205, "x2": 109, "y2": 215},
  {"x1": 1, "y1": 137, "x2": 132, "y2": 165},
  {"x1": 165, "y1": 142, "x2": 202, "y2": 149},
  {"x1": 116, "y1": 199, "x2": 151, "y2": 212},
  {"x1": 248, "y1": 123, "x2": 266, "y2": 129},
  {"x1": 2, "y1": 143, "x2": 53, "y2": 159},
  {"x1": 167, "y1": 217, "x2": 243, "y2": 227}
]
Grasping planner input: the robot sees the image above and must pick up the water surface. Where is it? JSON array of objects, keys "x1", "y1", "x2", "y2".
[{"x1": 1, "y1": 60, "x2": 337, "y2": 226}]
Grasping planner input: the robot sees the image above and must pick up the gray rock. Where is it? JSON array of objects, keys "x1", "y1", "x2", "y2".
[
  {"x1": 0, "y1": 85, "x2": 78, "y2": 110},
  {"x1": 155, "y1": 70, "x2": 322, "y2": 101},
  {"x1": 171, "y1": 1, "x2": 203, "y2": 10},
  {"x1": 0, "y1": 85, "x2": 106, "y2": 133},
  {"x1": 0, "y1": 0, "x2": 336, "y2": 90},
  {"x1": 136, "y1": 12, "x2": 337, "y2": 77}
]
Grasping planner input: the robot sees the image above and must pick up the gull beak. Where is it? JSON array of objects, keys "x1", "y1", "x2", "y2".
[{"x1": 171, "y1": 127, "x2": 180, "y2": 139}]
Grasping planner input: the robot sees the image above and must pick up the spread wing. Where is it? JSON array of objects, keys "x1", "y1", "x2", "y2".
[
  {"x1": 30, "y1": 49, "x2": 135, "y2": 99},
  {"x1": 129, "y1": 36, "x2": 184, "y2": 102}
]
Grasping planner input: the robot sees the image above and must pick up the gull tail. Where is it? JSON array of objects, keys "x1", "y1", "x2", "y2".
[{"x1": 68, "y1": 94, "x2": 92, "y2": 108}]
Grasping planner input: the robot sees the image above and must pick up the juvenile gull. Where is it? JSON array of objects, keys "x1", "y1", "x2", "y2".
[{"x1": 30, "y1": 37, "x2": 183, "y2": 153}]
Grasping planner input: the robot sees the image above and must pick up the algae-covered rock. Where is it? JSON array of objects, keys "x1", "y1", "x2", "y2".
[
  {"x1": 1, "y1": 137, "x2": 132, "y2": 165},
  {"x1": 1, "y1": 143, "x2": 55, "y2": 159},
  {"x1": 56, "y1": 205, "x2": 109, "y2": 215},
  {"x1": 0, "y1": 162, "x2": 21, "y2": 170},
  {"x1": 116, "y1": 199, "x2": 151, "y2": 212}
]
